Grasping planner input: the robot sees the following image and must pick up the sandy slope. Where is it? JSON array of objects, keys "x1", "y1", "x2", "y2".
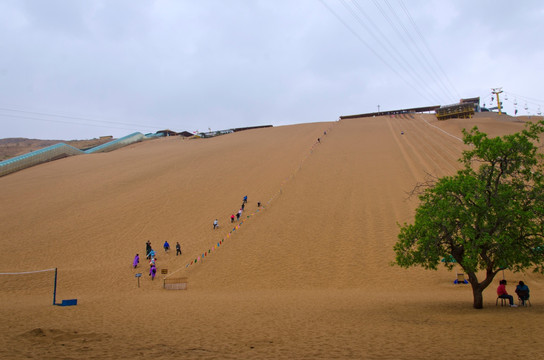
[{"x1": 1, "y1": 114, "x2": 543, "y2": 359}]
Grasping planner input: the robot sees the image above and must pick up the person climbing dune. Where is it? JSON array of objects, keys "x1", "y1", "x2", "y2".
[
  {"x1": 176, "y1": 242, "x2": 182, "y2": 256},
  {"x1": 149, "y1": 264, "x2": 157, "y2": 280}
]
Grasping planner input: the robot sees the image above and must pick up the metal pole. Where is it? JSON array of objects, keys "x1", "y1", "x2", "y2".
[
  {"x1": 53, "y1": 268, "x2": 58, "y2": 306},
  {"x1": 491, "y1": 87, "x2": 503, "y2": 115}
]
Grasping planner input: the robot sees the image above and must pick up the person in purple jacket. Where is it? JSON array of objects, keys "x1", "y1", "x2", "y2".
[
  {"x1": 150, "y1": 264, "x2": 157, "y2": 280},
  {"x1": 133, "y1": 254, "x2": 139, "y2": 268}
]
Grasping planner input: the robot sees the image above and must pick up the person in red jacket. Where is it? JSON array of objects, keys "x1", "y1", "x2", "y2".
[{"x1": 497, "y1": 280, "x2": 517, "y2": 307}]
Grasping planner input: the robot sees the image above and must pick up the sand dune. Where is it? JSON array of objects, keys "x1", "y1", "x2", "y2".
[{"x1": 1, "y1": 114, "x2": 543, "y2": 359}]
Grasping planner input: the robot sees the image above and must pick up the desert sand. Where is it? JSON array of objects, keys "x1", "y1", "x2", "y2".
[{"x1": 1, "y1": 113, "x2": 543, "y2": 359}]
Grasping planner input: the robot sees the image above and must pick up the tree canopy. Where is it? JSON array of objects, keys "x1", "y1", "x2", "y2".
[{"x1": 394, "y1": 121, "x2": 544, "y2": 308}]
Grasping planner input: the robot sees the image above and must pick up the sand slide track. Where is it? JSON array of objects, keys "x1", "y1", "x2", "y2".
[{"x1": 388, "y1": 115, "x2": 461, "y2": 178}]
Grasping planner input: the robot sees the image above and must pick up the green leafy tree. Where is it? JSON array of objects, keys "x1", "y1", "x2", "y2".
[{"x1": 394, "y1": 121, "x2": 544, "y2": 309}]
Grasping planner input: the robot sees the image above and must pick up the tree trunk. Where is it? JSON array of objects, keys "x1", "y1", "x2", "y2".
[
  {"x1": 467, "y1": 268, "x2": 499, "y2": 309},
  {"x1": 471, "y1": 285, "x2": 484, "y2": 309},
  {"x1": 466, "y1": 271, "x2": 485, "y2": 309}
]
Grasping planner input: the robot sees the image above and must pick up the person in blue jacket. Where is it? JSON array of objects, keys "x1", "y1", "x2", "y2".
[{"x1": 515, "y1": 281, "x2": 530, "y2": 305}]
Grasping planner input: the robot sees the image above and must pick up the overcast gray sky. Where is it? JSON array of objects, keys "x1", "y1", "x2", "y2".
[{"x1": 1, "y1": 0, "x2": 543, "y2": 140}]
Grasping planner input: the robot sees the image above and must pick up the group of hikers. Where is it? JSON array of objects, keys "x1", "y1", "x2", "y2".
[
  {"x1": 497, "y1": 279, "x2": 530, "y2": 307},
  {"x1": 132, "y1": 239, "x2": 182, "y2": 280},
  {"x1": 132, "y1": 195, "x2": 255, "y2": 281},
  {"x1": 215, "y1": 195, "x2": 261, "y2": 229},
  {"x1": 129, "y1": 132, "x2": 330, "y2": 284}
]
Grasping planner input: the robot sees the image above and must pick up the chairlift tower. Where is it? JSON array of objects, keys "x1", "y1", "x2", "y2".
[{"x1": 491, "y1": 87, "x2": 503, "y2": 114}]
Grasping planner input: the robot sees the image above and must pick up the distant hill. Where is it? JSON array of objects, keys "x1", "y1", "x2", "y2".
[{"x1": 0, "y1": 137, "x2": 113, "y2": 161}]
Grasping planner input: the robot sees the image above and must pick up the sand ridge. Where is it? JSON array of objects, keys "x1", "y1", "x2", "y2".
[{"x1": 1, "y1": 114, "x2": 544, "y2": 359}]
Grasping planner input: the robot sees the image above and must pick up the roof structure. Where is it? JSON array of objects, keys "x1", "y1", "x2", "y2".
[{"x1": 340, "y1": 105, "x2": 440, "y2": 120}]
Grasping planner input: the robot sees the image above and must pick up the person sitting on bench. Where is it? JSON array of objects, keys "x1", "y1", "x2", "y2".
[
  {"x1": 497, "y1": 279, "x2": 517, "y2": 307},
  {"x1": 515, "y1": 281, "x2": 530, "y2": 305}
]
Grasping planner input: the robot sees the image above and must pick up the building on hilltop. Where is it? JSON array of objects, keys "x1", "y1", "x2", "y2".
[
  {"x1": 156, "y1": 129, "x2": 179, "y2": 137},
  {"x1": 340, "y1": 105, "x2": 440, "y2": 120},
  {"x1": 460, "y1": 97, "x2": 481, "y2": 112},
  {"x1": 436, "y1": 97, "x2": 480, "y2": 120}
]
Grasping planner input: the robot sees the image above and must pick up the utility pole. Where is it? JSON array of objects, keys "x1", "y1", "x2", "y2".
[
  {"x1": 491, "y1": 87, "x2": 503, "y2": 114},
  {"x1": 377, "y1": 104, "x2": 380, "y2": 114}
]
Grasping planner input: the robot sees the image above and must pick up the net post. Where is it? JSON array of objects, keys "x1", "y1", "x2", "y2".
[{"x1": 53, "y1": 268, "x2": 58, "y2": 306}]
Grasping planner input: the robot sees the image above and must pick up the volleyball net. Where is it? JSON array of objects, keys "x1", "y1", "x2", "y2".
[{"x1": 0, "y1": 268, "x2": 58, "y2": 305}]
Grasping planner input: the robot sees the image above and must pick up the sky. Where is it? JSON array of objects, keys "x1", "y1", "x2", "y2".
[{"x1": 0, "y1": 0, "x2": 543, "y2": 140}]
